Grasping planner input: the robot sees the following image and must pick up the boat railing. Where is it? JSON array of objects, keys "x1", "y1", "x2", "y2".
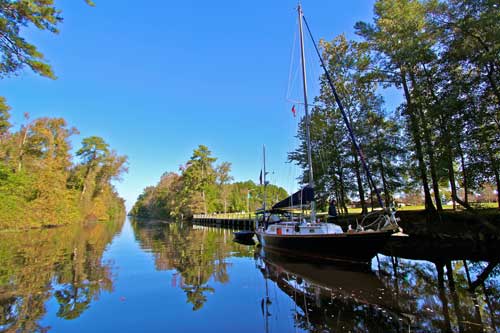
[{"x1": 358, "y1": 208, "x2": 401, "y2": 231}]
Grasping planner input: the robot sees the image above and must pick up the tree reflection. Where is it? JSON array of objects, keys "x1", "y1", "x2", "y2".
[
  {"x1": 131, "y1": 219, "x2": 500, "y2": 331},
  {"x1": 376, "y1": 255, "x2": 499, "y2": 332},
  {"x1": 131, "y1": 219, "x2": 252, "y2": 311},
  {"x1": 256, "y1": 249, "x2": 409, "y2": 332},
  {"x1": 0, "y1": 218, "x2": 123, "y2": 332},
  {"x1": 254, "y1": 248, "x2": 500, "y2": 333}
]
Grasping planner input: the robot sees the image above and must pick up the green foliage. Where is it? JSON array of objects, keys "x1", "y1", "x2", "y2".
[
  {"x1": 0, "y1": 116, "x2": 127, "y2": 230},
  {"x1": 289, "y1": 35, "x2": 406, "y2": 213},
  {"x1": 130, "y1": 145, "x2": 288, "y2": 219},
  {"x1": 290, "y1": 0, "x2": 500, "y2": 213},
  {"x1": 0, "y1": 0, "x2": 93, "y2": 78},
  {"x1": 0, "y1": 96, "x2": 10, "y2": 135}
]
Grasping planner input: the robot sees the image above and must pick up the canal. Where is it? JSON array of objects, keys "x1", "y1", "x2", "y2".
[{"x1": 0, "y1": 217, "x2": 498, "y2": 332}]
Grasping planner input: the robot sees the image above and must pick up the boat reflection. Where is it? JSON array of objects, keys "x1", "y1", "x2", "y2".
[
  {"x1": 255, "y1": 245, "x2": 500, "y2": 332},
  {"x1": 255, "y1": 247, "x2": 410, "y2": 332}
]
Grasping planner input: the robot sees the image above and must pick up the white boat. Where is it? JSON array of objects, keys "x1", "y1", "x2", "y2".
[{"x1": 255, "y1": 4, "x2": 401, "y2": 264}]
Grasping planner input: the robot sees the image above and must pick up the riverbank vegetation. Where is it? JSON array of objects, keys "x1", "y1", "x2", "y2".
[
  {"x1": 290, "y1": 0, "x2": 499, "y2": 215},
  {"x1": 130, "y1": 145, "x2": 287, "y2": 219},
  {"x1": 0, "y1": 113, "x2": 128, "y2": 229},
  {"x1": 0, "y1": 1, "x2": 127, "y2": 230}
]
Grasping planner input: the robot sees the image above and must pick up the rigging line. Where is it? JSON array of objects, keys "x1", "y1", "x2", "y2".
[
  {"x1": 287, "y1": 63, "x2": 302, "y2": 103},
  {"x1": 285, "y1": 109, "x2": 300, "y2": 203},
  {"x1": 286, "y1": 22, "x2": 298, "y2": 102},
  {"x1": 285, "y1": 99, "x2": 321, "y2": 108},
  {"x1": 305, "y1": 35, "x2": 321, "y2": 101},
  {"x1": 301, "y1": 14, "x2": 386, "y2": 210}
]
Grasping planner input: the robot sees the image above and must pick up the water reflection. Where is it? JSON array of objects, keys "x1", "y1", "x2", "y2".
[
  {"x1": 376, "y1": 256, "x2": 499, "y2": 332},
  {"x1": 131, "y1": 219, "x2": 253, "y2": 311},
  {"x1": 0, "y1": 219, "x2": 123, "y2": 332},
  {"x1": 135, "y1": 219, "x2": 500, "y2": 332},
  {"x1": 255, "y1": 248, "x2": 500, "y2": 332},
  {"x1": 1, "y1": 218, "x2": 499, "y2": 332},
  {"x1": 256, "y1": 248, "x2": 409, "y2": 332}
]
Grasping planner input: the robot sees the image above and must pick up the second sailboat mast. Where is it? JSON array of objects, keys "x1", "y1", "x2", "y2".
[{"x1": 298, "y1": 4, "x2": 316, "y2": 221}]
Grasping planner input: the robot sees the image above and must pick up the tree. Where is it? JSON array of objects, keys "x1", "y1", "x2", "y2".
[
  {"x1": 76, "y1": 136, "x2": 110, "y2": 198},
  {"x1": 0, "y1": 0, "x2": 94, "y2": 79},
  {"x1": 0, "y1": 96, "x2": 10, "y2": 135},
  {"x1": 289, "y1": 35, "x2": 405, "y2": 213},
  {"x1": 216, "y1": 162, "x2": 233, "y2": 213},
  {"x1": 130, "y1": 146, "x2": 289, "y2": 219},
  {"x1": 355, "y1": 0, "x2": 443, "y2": 212},
  {"x1": 181, "y1": 145, "x2": 217, "y2": 215}
]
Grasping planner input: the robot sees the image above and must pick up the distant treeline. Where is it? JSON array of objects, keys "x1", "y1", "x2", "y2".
[
  {"x1": 0, "y1": 102, "x2": 127, "y2": 230},
  {"x1": 290, "y1": 0, "x2": 499, "y2": 214},
  {"x1": 130, "y1": 145, "x2": 287, "y2": 219}
]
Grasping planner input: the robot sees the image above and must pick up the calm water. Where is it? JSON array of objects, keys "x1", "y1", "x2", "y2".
[{"x1": 0, "y1": 217, "x2": 499, "y2": 332}]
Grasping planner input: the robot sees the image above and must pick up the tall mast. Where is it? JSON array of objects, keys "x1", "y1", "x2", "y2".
[
  {"x1": 263, "y1": 145, "x2": 267, "y2": 213},
  {"x1": 301, "y1": 15, "x2": 386, "y2": 210},
  {"x1": 298, "y1": 4, "x2": 316, "y2": 222}
]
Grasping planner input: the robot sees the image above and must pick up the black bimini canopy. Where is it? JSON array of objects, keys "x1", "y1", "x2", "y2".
[{"x1": 272, "y1": 185, "x2": 314, "y2": 210}]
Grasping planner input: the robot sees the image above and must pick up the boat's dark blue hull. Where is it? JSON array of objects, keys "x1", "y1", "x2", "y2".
[
  {"x1": 256, "y1": 230, "x2": 393, "y2": 264},
  {"x1": 233, "y1": 231, "x2": 255, "y2": 243}
]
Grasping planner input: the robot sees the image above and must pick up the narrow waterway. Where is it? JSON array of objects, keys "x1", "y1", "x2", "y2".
[{"x1": 0, "y1": 217, "x2": 498, "y2": 332}]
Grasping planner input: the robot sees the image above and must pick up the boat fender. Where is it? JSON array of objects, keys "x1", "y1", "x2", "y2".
[{"x1": 294, "y1": 224, "x2": 300, "y2": 232}]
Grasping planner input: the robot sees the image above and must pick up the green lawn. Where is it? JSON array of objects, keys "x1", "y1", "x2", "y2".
[{"x1": 197, "y1": 203, "x2": 498, "y2": 220}]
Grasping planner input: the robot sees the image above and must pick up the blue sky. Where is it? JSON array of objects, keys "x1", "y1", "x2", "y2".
[{"x1": 0, "y1": 0, "x2": 402, "y2": 209}]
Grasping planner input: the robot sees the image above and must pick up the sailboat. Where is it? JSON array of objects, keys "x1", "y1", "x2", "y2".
[{"x1": 255, "y1": 4, "x2": 401, "y2": 265}]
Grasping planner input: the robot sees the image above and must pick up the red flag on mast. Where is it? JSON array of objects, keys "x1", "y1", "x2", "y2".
[{"x1": 291, "y1": 105, "x2": 296, "y2": 117}]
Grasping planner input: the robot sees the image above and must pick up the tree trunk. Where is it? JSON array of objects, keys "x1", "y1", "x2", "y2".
[
  {"x1": 486, "y1": 65, "x2": 500, "y2": 113},
  {"x1": 422, "y1": 112, "x2": 443, "y2": 211},
  {"x1": 378, "y1": 150, "x2": 391, "y2": 206},
  {"x1": 445, "y1": 261, "x2": 465, "y2": 333},
  {"x1": 366, "y1": 175, "x2": 374, "y2": 211},
  {"x1": 487, "y1": 152, "x2": 500, "y2": 210},
  {"x1": 463, "y1": 260, "x2": 484, "y2": 331},
  {"x1": 17, "y1": 125, "x2": 29, "y2": 172},
  {"x1": 458, "y1": 144, "x2": 469, "y2": 205},
  {"x1": 338, "y1": 167, "x2": 349, "y2": 215},
  {"x1": 400, "y1": 68, "x2": 436, "y2": 212},
  {"x1": 352, "y1": 149, "x2": 367, "y2": 214},
  {"x1": 391, "y1": 256, "x2": 399, "y2": 298},
  {"x1": 80, "y1": 165, "x2": 92, "y2": 199},
  {"x1": 436, "y1": 263, "x2": 452, "y2": 332},
  {"x1": 409, "y1": 70, "x2": 442, "y2": 211},
  {"x1": 483, "y1": 283, "x2": 498, "y2": 332},
  {"x1": 470, "y1": 261, "x2": 498, "y2": 291},
  {"x1": 202, "y1": 190, "x2": 207, "y2": 215},
  {"x1": 447, "y1": 142, "x2": 473, "y2": 210},
  {"x1": 332, "y1": 173, "x2": 341, "y2": 214},
  {"x1": 80, "y1": 151, "x2": 97, "y2": 200},
  {"x1": 493, "y1": 163, "x2": 500, "y2": 210}
]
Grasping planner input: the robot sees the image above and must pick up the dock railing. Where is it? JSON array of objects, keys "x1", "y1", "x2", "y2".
[{"x1": 193, "y1": 212, "x2": 255, "y2": 220}]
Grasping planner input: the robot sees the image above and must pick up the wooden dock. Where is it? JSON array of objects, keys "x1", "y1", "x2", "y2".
[{"x1": 192, "y1": 213, "x2": 255, "y2": 230}]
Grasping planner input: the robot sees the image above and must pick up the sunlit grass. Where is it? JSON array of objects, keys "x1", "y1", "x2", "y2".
[{"x1": 195, "y1": 203, "x2": 498, "y2": 220}]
